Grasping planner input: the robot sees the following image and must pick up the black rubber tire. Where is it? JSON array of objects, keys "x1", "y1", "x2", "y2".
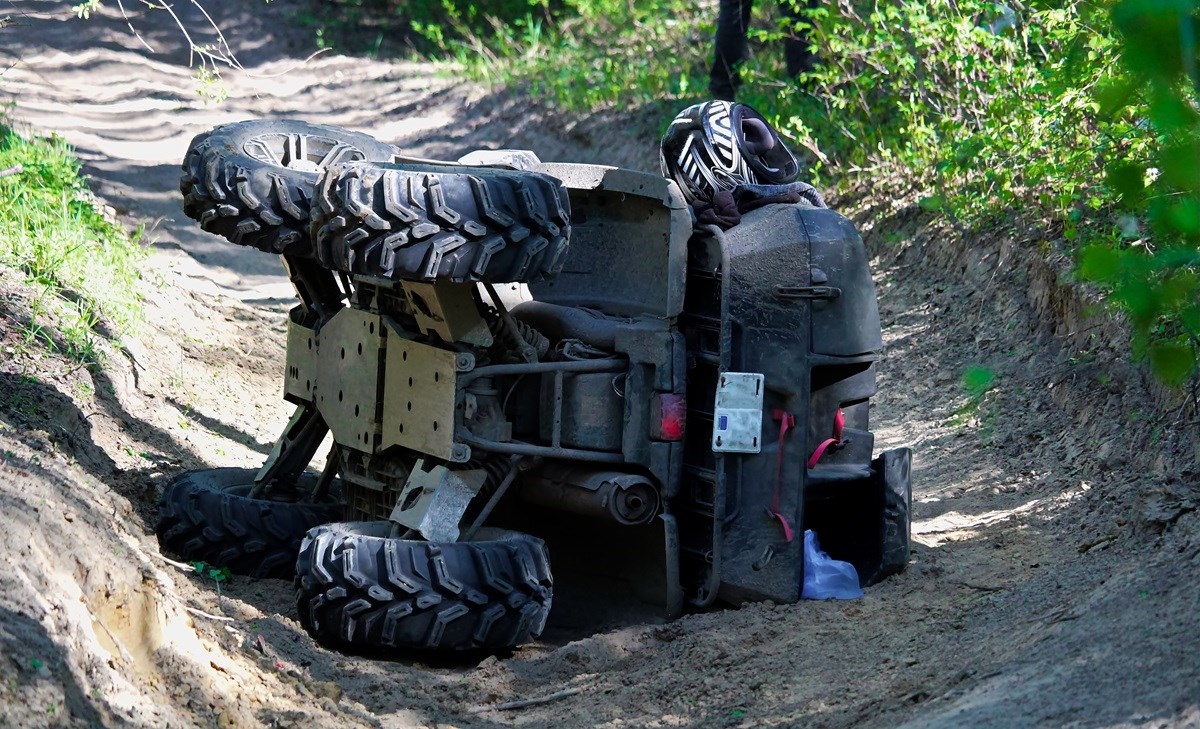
[
  {"x1": 295, "y1": 522, "x2": 553, "y2": 652},
  {"x1": 180, "y1": 119, "x2": 397, "y2": 256},
  {"x1": 311, "y1": 161, "x2": 571, "y2": 283},
  {"x1": 866, "y1": 448, "x2": 913, "y2": 585},
  {"x1": 156, "y1": 467, "x2": 344, "y2": 579}
]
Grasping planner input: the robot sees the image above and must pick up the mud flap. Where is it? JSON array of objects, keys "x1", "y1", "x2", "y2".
[
  {"x1": 869, "y1": 447, "x2": 913, "y2": 584},
  {"x1": 805, "y1": 447, "x2": 913, "y2": 587}
]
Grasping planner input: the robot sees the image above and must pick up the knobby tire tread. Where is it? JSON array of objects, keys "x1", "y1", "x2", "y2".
[
  {"x1": 311, "y1": 161, "x2": 571, "y2": 284},
  {"x1": 180, "y1": 120, "x2": 396, "y2": 256},
  {"x1": 155, "y1": 467, "x2": 343, "y2": 579},
  {"x1": 294, "y1": 522, "x2": 553, "y2": 652}
]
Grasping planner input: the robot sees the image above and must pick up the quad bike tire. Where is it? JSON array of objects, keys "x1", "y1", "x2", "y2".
[
  {"x1": 295, "y1": 522, "x2": 553, "y2": 652},
  {"x1": 311, "y1": 161, "x2": 572, "y2": 283},
  {"x1": 180, "y1": 119, "x2": 397, "y2": 256},
  {"x1": 156, "y1": 467, "x2": 344, "y2": 579}
]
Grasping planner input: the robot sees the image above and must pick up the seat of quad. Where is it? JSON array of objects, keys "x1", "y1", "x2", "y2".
[{"x1": 526, "y1": 162, "x2": 691, "y2": 320}]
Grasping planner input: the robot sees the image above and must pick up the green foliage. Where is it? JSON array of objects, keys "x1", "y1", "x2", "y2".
[
  {"x1": 0, "y1": 120, "x2": 145, "y2": 362},
  {"x1": 394, "y1": 0, "x2": 1200, "y2": 385},
  {"x1": 189, "y1": 561, "x2": 233, "y2": 583},
  {"x1": 962, "y1": 366, "x2": 997, "y2": 399},
  {"x1": 304, "y1": 0, "x2": 553, "y2": 57},
  {"x1": 71, "y1": 0, "x2": 101, "y2": 19},
  {"x1": 408, "y1": 0, "x2": 711, "y2": 108},
  {"x1": 1078, "y1": 0, "x2": 1200, "y2": 387},
  {"x1": 950, "y1": 364, "x2": 999, "y2": 435}
]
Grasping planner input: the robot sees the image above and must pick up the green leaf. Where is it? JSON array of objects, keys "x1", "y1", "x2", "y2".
[
  {"x1": 1166, "y1": 198, "x2": 1200, "y2": 237},
  {"x1": 1106, "y1": 161, "x2": 1146, "y2": 207},
  {"x1": 1158, "y1": 269, "x2": 1199, "y2": 309},
  {"x1": 1180, "y1": 305, "x2": 1200, "y2": 336},
  {"x1": 1148, "y1": 84, "x2": 1200, "y2": 132},
  {"x1": 1078, "y1": 245, "x2": 1121, "y2": 283},
  {"x1": 1160, "y1": 140, "x2": 1200, "y2": 191},
  {"x1": 207, "y1": 566, "x2": 232, "y2": 584},
  {"x1": 962, "y1": 366, "x2": 996, "y2": 398},
  {"x1": 1149, "y1": 342, "x2": 1196, "y2": 385},
  {"x1": 918, "y1": 195, "x2": 944, "y2": 212},
  {"x1": 1113, "y1": 0, "x2": 1189, "y2": 81},
  {"x1": 1099, "y1": 77, "x2": 1132, "y2": 118}
]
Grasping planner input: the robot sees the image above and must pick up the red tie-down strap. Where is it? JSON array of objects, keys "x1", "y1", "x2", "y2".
[
  {"x1": 807, "y1": 408, "x2": 845, "y2": 469},
  {"x1": 770, "y1": 410, "x2": 797, "y2": 542}
]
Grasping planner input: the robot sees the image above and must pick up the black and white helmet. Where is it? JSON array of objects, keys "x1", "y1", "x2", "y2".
[{"x1": 659, "y1": 100, "x2": 801, "y2": 204}]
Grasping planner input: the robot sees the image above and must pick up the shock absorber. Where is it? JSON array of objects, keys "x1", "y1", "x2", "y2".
[{"x1": 482, "y1": 284, "x2": 550, "y2": 361}]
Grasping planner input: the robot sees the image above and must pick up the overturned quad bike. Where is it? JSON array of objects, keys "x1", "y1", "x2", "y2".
[{"x1": 155, "y1": 118, "x2": 912, "y2": 654}]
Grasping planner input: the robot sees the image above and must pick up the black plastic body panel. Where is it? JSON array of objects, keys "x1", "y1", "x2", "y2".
[
  {"x1": 807, "y1": 212, "x2": 884, "y2": 356},
  {"x1": 529, "y1": 164, "x2": 690, "y2": 319},
  {"x1": 674, "y1": 203, "x2": 900, "y2": 605}
]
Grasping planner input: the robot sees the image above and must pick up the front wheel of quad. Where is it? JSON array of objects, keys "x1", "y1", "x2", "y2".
[
  {"x1": 311, "y1": 161, "x2": 571, "y2": 283},
  {"x1": 294, "y1": 522, "x2": 553, "y2": 653},
  {"x1": 180, "y1": 119, "x2": 398, "y2": 256},
  {"x1": 155, "y1": 468, "x2": 344, "y2": 579}
]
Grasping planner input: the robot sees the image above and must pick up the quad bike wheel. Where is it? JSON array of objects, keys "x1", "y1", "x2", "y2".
[
  {"x1": 295, "y1": 522, "x2": 553, "y2": 652},
  {"x1": 156, "y1": 467, "x2": 344, "y2": 578},
  {"x1": 311, "y1": 161, "x2": 571, "y2": 283},
  {"x1": 180, "y1": 119, "x2": 397, "y2": 256}
]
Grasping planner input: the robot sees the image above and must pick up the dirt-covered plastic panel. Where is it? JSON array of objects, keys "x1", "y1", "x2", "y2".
[
  {"x1": 679, "y1": 203, "x2": 899, "y2": 606},
  {"x1": 528, "y1": 163, "x2": 691, "y2": 319},
  {"x1": 804, "y1": 210, "x2": 884, "y2": 357}
]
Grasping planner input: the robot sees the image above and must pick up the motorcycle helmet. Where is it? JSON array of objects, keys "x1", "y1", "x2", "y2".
[{"x1": 659, "y1": 100, "x2": 801, "y2": 204}]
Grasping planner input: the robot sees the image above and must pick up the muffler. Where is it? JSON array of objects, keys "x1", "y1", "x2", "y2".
[{"x1": 520, "y1": 465, "x2": 660, "y2": 525}]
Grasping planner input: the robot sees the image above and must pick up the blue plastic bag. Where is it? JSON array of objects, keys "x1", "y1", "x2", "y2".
[{"x1": 801, "y1": 529, "x2": 863, "y2": 600}]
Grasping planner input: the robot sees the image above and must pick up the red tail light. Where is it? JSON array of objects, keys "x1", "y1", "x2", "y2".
[{"x1": 651, "y1": 393, "x2": 686, "y2": 441}]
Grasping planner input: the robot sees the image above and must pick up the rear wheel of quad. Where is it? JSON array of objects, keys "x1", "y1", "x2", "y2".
[
  {"x1": 156, "y1": 467, "x2": 344, "y2": 579},
  {"x1": 311, "y1": 161, "x2": 571, "y2": 283},
  {"x1": 294, "y1": 522, "x2": 553, "y2": 652},
  {"x1": 180, "y1": 119, "x2": 397, "y2": 256}
]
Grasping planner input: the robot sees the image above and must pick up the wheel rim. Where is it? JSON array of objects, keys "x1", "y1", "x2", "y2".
[{"x1": 243, "y1": 132, "x2": 368, "y2": 173}]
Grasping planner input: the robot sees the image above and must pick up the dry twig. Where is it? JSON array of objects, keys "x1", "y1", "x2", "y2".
[
  {"x1": 184, "y1": 605, "x2": 234, "y2": 622},
  {"x1": 469, "y1": 687, "x2": 583, "y2": 713},
  {"x1": 157, "y1": 554, "x2": 197, "y2": 572}
]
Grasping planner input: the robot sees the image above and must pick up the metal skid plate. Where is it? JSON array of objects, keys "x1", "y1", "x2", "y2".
[
  {"x1": 381, "y1": 325, "x2": 466, "y2": 462},
  {"x1": 283, "y1": 316, "x2": 317, "y2": 404},
  {"x1": 711, "y1": 372, "x2": 765, "y2": 453},
  {"x1": 313, "y1": 308, "x2": 385, "y2": 453},
  {"x1": 400, "y1": 280, "x2": 493, "y2": 346},
  {"x1": 389, "y1": 460, "x2": 487, "y2": 543}
]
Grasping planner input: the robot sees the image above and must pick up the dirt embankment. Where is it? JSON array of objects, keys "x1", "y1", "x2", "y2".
[{"x1": 1, "y1": 2, "x2": 1198, "y2": 728}]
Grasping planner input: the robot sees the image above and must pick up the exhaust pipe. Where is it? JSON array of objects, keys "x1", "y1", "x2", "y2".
[{"x1": 520, "y1": 465, "x2": 660, "y2": 526}]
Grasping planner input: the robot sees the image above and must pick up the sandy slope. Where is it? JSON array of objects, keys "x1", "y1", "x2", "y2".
[{"x1": 1, "y1": 1, "x2": 1198, "y2": 727}]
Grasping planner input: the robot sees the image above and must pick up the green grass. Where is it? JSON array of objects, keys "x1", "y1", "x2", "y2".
[{"x1": 0, "y1": 117, "x2": 145, "y2": 362}]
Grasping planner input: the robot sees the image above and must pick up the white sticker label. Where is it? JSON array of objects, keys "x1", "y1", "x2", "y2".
[{"x1": 711, "y1": 372, "x2": 765, "y2": 453}]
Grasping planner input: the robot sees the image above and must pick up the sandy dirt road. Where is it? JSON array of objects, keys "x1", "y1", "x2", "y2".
[{"x1": 1, "y1": 1, "x2": 1198, "y2": 727}]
